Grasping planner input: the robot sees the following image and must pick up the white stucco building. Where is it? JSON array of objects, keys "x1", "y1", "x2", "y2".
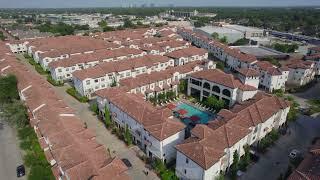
[
  {"x1": 175, "y1": 92, "x2": 290, "y2": 180},
  {"x1": 72, "y1": 55, "x2": 175, "y2": 98},
  {"x1": 187, "y1": 69, "x2": 258, "y2": 107},
  {"x1": 286, "y1": 60, "x2": 316, "y2": 86},
  {"x1": 96, "y1": 88, "x2": 186, "y2": 163}
]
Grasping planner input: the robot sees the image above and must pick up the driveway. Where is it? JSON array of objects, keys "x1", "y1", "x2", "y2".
[
  {"x1": 0, "y1": 120, "x2": 26, "y2": 180},
  {"x1": 16, "y1": 55, "x2": 159, "y2": 180},
  {"x1": 240, "y1": 114, "x2": 320, "y2": 180}
]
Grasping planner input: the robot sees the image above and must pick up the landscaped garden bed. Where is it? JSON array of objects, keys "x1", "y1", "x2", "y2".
[{"x1": 66, "y1": 87, "x2": 89, "y2": 103}]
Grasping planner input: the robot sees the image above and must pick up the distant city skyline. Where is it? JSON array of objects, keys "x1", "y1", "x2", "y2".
[{"x1": 1, "y1": 0, "x2": 320, "y2": 8}]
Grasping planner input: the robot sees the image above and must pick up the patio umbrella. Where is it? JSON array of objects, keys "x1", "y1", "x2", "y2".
[
  {"x1": 177, "y1": 109, "x2": 188, "y2": 115},
  {"x1": 189, "y1": 115, "x2": 200, "y2": 121},
  {"x1": 167, "y1": 103, "x2": 177, "y2": 110}
]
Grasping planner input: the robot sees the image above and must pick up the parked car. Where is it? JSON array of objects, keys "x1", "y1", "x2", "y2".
[
  {"x1": 121, "y1": 158, "x2": 132, "y2": 169},
  {"x1": 16, "y1": 165, "x2": 25, "y2": 177},
  {"x1": 289, "y1": 149, "x2": 301, "y2": 159}
]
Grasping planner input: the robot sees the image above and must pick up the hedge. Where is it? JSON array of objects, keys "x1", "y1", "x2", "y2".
[
  {"x1": 66, "y1": 87, "x2": 89, "y2": 103},
  {"x1": 47, "y1": 76, "x2": 64, "y2": 87}
]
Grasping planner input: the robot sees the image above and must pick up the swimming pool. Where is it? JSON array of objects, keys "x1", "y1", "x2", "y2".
[{"x1": 175, "y1": 103, "x2": 215, "y2": 125}]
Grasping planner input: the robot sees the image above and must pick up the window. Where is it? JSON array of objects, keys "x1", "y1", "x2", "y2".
[
  {"x1": 222, "y1": 89, "x2": 231, "y2": 97},
  {"x1": 203, "y1": 91, "x2": 210, "y2": 97},
  {"x1": 86, "y1": 80, "x2": 90, "y2": 85},
  {"x1": 212, "y1": 85, "x2": 220, "y2": 93},
  {"x1": 184, "y1": 169, "x2": 187, "y2": 174},
  {"x1": 72, "y1": 67, "x2": 75, "y2": 70},
  {"x1": 66, "y1": 68, "x2": 69, "y2": 71},
  {"x1": 101, "y1": 78, "x2": 105, "y2": 81},
  {"x1": 186, "y1": 158, "x2": 189, "y2": 164},
  {"x1": 191, "y1": 79, "x2": 201, "y2": 86},
  {"x1": 94, "y1": 79, "x2": 99, "y2": 83},
  {"x1": 58, "y1": 69, "x2": 62, "y2": 73},
  {"x1": 203, "y1": 82, "x2": 210, "y2": 90}
]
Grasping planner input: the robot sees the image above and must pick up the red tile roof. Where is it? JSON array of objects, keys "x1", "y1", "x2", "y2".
[
  {"x1": 176, "y1": 92, "x2": 290, "y2": 170},
  {"x1": 95, "y1": 87, "x2": 185, "y2": 141},
  {"x1": 0, "y1": 44, "x2": 130, "y2": 180},
  {"x1": 191, "y1": 69, "x2": 252, "y2": 89},
  {"x1": 72, "y1": 54, "x2": 171, "y2": 81},
  {"x1": 288, "y1": 139, "x2": 320, "y2": 180},
  {"x1": 166, "y1": 47, "x2": 207, "y2": 59}
]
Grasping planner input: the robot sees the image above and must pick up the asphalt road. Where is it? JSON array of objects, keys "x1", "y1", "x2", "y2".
[
  {"x1": 0, "y1": 120, "x2": 26, "y2": 180},
  {"x1": 240, "y1": 114, "x2": 320, "y2": 180}
]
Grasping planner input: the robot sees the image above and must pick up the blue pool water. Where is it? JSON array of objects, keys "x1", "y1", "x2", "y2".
[{"x1": 175, "y1": 103, "x2": 215, "y2": 125}]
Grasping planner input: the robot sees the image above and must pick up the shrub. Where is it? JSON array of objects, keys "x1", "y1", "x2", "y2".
[
  {"x1": 66, "y1": 87, "x2": 89, "y2": 103},
  {"x1": 47, "y1": 76, "x2": 64, "y2": 86},
  {"x1": 90, "y1": 102, "x2": 98, "y2": 114}
]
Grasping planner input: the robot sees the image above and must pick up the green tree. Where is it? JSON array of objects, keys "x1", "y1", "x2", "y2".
[
  {"x1": 123, "y1": 18, "x2": 135, "y2": 28},
  {"x1": 124, "y1": 124, "x2": 132, "y2": 145},
  {"x1": 0, "y1": 100, "x2": 28, "y2": 127},
  {"x1": 230, "y1": 150, "x2": 240, "y2": 179},
  {"x1": 0, "y1": 75, "x2": 19, "y2": 102},
  {"x1": 90, "y1": 102, "x2": 98, "y2": 114},
  {"x1": 104, "y1": 106, "x2": 111, "y2": 128},
  {"x1": 233, "y1": 38, "x2": 249, "y2": 46},
  {"x1": 205, "y1": 96, "x2": 225, "y2": 111},
  {"x1": 211, "y1": 32, "x2": 219, "y2": 39},
  {"x1": 98, "y1": 20, "x2": 108, "y2": 28},
  {"x1": 110, "y1": 77, "x2": 117, "y2": 87},
  {"x1": 178, "y1": 80, "x2": 187, "y2": 94},
  {"x1": 0, "y1": 31, "x2": 6, "y2": 41},
  {"x1": 219, "y1": 36, "x2": 228, "y2": 44}
]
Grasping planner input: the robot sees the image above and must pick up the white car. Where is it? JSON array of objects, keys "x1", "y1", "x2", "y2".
[{"x1": 289, "y1": 149, "x2": 300, "y2": 159}]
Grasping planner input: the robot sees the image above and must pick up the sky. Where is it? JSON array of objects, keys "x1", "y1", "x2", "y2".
[{"x1": 1, "y1": 0, "x2": 320, "y2": 8}]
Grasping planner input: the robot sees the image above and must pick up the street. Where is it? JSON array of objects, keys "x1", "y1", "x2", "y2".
[
  {"x1": 0, "y1": 120, "x2": 26, "y2": 180},
  {"x1": 241, "y1": 114, "x2": 320, "y2": 179}
]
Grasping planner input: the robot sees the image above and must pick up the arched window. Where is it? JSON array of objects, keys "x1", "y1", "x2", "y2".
[
  {"x1": 222, "y1": 89, "x2": 231, "y2": 97},
  {"x1": 212, "y1": 85, "x2": 220, "y2": 93},
  {"x1": 203, "y1": 82, "x2": 210, "y2": 90}
]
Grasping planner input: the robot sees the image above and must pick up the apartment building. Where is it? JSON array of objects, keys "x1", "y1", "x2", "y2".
[
  {"x1": 178, "y1": 28, "x2": 291, "y2": 92},
  {"x1": 72, "y1": 55, "x2": 174, "y2": 98},
  {"x1": 119, "y1": 60, "x2": 216, "y2": 98},
  {"x1": 96, "y1": 88, "x2": 186, "y2": 163},
  {"x1": 166, "y1": 47, "x2": 208, "y2": 66},
  {"x1": 305, "y1": 46, "x2": 320, "y2": 76},
  {"x1": 6, "y1": 41, "x2": 28, "y2": 53},
  {"x1": 0, "y1": 52, "x2": 130, "y2": 180},
  {"x1": 187, "y1": 69, "x2": 258, "y2": 107},
  {"x1": 251, "y1": 61, "x2": 289, "y2": 92},
  {"x1": 286, "y1": 60, "x2": 316, "y2": 86},
  {"x1": 175, "y1": 92, "x2": 290, "y2": 180},
  {"x1": 179, "y1": 29, "x2": 258, "y2": 68},
  {"x1": 49, "y1": 48, "x2": 146, "y2": 81},
  {"x1": 37, "y1": 42, "x2": 122, "y2": 70}
]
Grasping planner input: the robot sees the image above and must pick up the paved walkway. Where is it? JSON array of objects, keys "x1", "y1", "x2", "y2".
[
  {"x1": 241, "y1": 114, "x2": 320, "y2": 180},
  {"x1": 0, "y1": 120, "x2": 26, "y2": 180},
  {"x1": 16, "y1": 54, "x2": 159, "y2": 180}
]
